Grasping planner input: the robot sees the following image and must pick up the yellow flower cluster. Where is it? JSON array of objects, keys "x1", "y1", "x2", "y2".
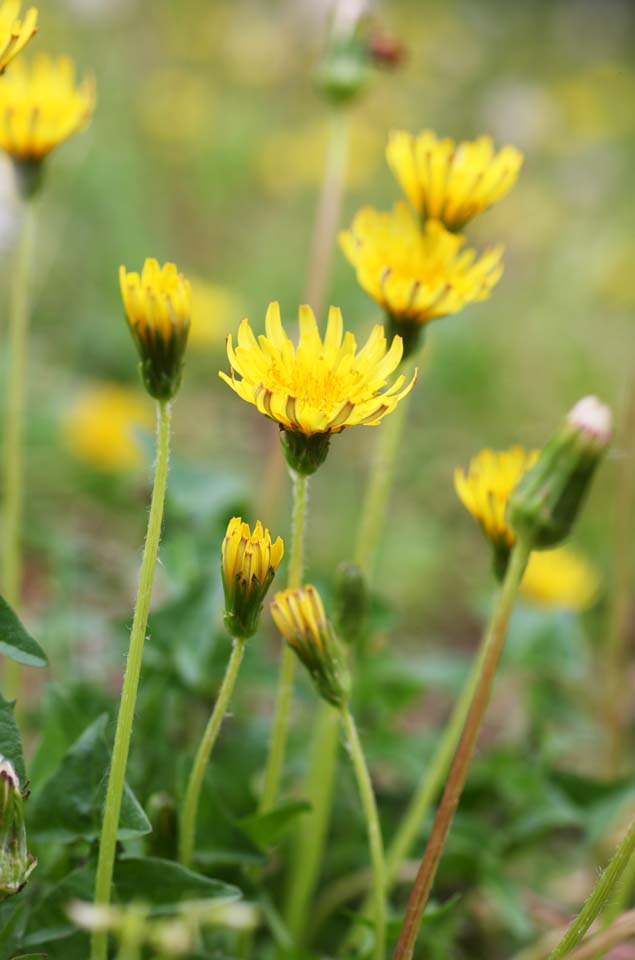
[
  {"x1": 0, "y1": 1, "x2": 37, "y2": 74},
  {"x1": 520, "y1": 546, "x2": 600, "y2": 612}
]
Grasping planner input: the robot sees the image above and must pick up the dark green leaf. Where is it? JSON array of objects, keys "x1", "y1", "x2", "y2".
[
  {"x1": 27, "y1": 715, "x2": 150, "y2": 842},
  {"x1": 0, "y1": 597, "x2": 47, "y2": 667},
  {"x1": 0, "y1": 696, "x2": 25, "y2": 785},
  {"x1": 238, "y1": 799, "x2": 310, "y2": 850}
]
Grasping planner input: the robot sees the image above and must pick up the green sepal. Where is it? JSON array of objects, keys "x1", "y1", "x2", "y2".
[
  {"x1": 280, "y1": 428, "x2": 331, "y2": 476},
  {"x1": 130, "y1": 318, "x2": 189, "y2": 401},
  {"x1": 386, "y1": 312, "x2": 425, "y2": 362},
  {"x1": 289, "y1": 622, "x2": 351, "y2": 708},
  {"x1": 12, "y1": 159, "x2": 45, "y2": 201},
  {"x1": 491, "y1": 543, "x2": 512, "y2": 582},
  {"x1": 0, "y1": 761, "x2": 36, "y2": 901},
  {"x1": 222, "y1": 565, "x2": 275, "y2": 641}
]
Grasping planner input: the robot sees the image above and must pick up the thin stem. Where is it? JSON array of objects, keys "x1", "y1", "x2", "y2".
[
  {"x1": 303, "y1": 108, "x2": 350, "y2": 317},
  {"x1": 179, "y1": 637, "x2": 246, "y2": 867},
  {"x1": 92, "y1": 400, "x2": 172, "y2": 960},
  {"x1": 283, "y1": 702, "x2": 340, "y2": 946},
  {"x1": 604, "y1": 849, "x2": 635, "y2": 927},
  {"x1": 341, "y1": 705, "x2": 386, "y2": 960},
  {"x1": 546, "y1": 817, "x2": 635, "y2": 960},
  {"x1": 393, "y1": 538, "x2": 532, "y2": 960},
  {"x1": 259, "y1": 472, "x2": 309, "y2": 812},
  {"x1": 1, "y1": 198, "x2": 37, "y2": 701},
  {"x1": 354, "y1": 385, "x2": 413, "y2": 580},
  {"x1": 565, "y1": 909, "x2": 635, "y2": 960}
]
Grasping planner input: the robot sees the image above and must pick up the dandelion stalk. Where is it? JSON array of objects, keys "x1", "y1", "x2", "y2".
[
  {"x1": 259, "y1": 471, "x2": 308, "y2": 812},
  {"x1": 92, "y1": 400, "x2": 172, "y2": 960},
  {"x1": 1, "y1": 198, "x2": 37, "y2": 702},
  {"x1": 179, "y1": 637, "x2": 246, "y2": 867},
  {"x1": 393, "y1": 537, "x2": 532, "y2": 960}
]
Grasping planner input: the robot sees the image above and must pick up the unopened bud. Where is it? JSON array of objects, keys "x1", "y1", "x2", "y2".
[
  {"x1": 510, "y1": 397, "x2": 612, "y2": 549},
  {"x1": 0, "y1": 757, "x2": 36, "y2": 900},
  {"x1": 222, "y1": 518, "x2": 284, "y2": 640},
  {"x1": 333, "y1": 561, "x2": 369, "y2": 651}
]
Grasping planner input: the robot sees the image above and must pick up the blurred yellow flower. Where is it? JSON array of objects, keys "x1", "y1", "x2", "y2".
[
  {"x1": 63, "y1": 384, "x2": 153, "y2": 472},
  {"x1": 137, "y1": 69, "x2": 211, "y2": 145},
  {"x1": 188, "y1": 278, "x2": 242, "y2": 349},
  {"x1": 520, "y1": 546, "x2": 600, "y2": 611},
  {"x1": 387, "y1": 129, "x2": 523, "y2": 230},
  {"x1": 120, "y1": 258, "x2": 191, "y2": 400},
  {"x1": 0, "y1": 1, "x2": 37, "y2": 74},
  {"x1": 219, "y1": 301, "x2": 416, "y2": 436},
  {"x1": 339, "y1": 202, "x2": 503, "y2": 326},
  {"x1": 0, "y1": 54, "x2": 95, "y2": 160},
  {"x1": 454, "y1": 446, "x2": 539, "y2": 550}
]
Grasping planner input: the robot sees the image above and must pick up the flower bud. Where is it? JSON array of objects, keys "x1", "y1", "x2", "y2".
[
  {"x1": 315, "y1": 1, "x2": 370, "y2": 105},
  {"x1": 333, "y1": 561, "x2": 369, "y2": 652},
  {"x1": 0, "y1": 757, "x2": 36, "y2": 900},
  {"x1": 222, "y1": 518, "x2": 284, "y2": 640},
  {"x1": 119, "y1": 259, "x2": 191, "y2": 401},
  {"x1": 510, "y1": 397, "x2": 612, "y2": 549},
  {"x1": 279, "y1": 429, "x2": 331, "y2": 477},
  {"x1": 270, "y1": 585, "x2": 350, "y2": 707}
]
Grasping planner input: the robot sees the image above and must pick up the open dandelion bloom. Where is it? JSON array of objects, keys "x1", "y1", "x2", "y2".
[
  {"x1": 520, "y1": 546, "x2": 600, "y2": 612},
  {"x1": 222, "y1": 517, "x2": 284, "y2": 639},
  {"x1": 387, "y1": 129, "x2": 523, "y2": 230},
  {"x1": 271, "y1": 585, "x2": 350, "y2": 706},
  {"x1": 455, "y1": 446, "x2": 539, "y2": 574},
  {"x1": 62, "y1": 383, "x2": 153, "y2": 472},
  {"x1": 220, "y1": 302, "x2": 416, "y2": 473},
  {"x1": 339, "y1": 202, "x2": 503, "y2": 330},
  {"x1": 0, "y1": 2, "x2": 37, "y2": 74},
  {"x1": 120, "y1": 259, "x2": 191, "y2": 401},
  {"x1": 0, "y1": 55, "x2": 95, "y2": 163}
]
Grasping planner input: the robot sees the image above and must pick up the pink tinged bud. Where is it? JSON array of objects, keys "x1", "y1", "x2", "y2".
[{"x1": 567, "y1": 396, "x2": 612, "y2": 445}]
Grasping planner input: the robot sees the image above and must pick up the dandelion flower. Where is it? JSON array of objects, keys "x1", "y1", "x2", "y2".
[
  {"x1": 62, "y1": 383, "x2": 153, "y2": 472},
  {"x1": 222, "y1": 517, "x2": 284, "y2": 640},
  {"x1": 387, "y1": 129, "x2": 523, "y2": 230},
  {"x1": 520, "y1": 546, "x2": 600, "y2": 612},
  {"x1": 0, "y1": 2, "x2": 37, "y2": 74}
]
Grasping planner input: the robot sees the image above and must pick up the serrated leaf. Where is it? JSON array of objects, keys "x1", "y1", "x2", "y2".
[
  {"x1": 0, "y1": 696, "x2": 25, "y2": 786},
  {"x1": 0, "y1": 596, "x2": 47, "y2": 667},
  {"x1": 27, "y1": 715, "x2": 150, "y2": 842},
  {"x1": 238, "y1": 800, "x2": 310, "y2": 850}
]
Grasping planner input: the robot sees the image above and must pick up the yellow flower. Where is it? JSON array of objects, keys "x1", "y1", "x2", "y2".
[
  {"x1": 271, "y1": 585, "x2": 350, "y2": 706},
  {"x1": 0, "y1": 54, "x2": 95, "y2": 161},
  {"x1": 188, "y1": 278, "x2": 242, "y2": 349},
  {"x1": 386, "y1": 129, "x2": 523, "y2": 230},
  {"x1": 219, "y1": 302, "x2": 416, "y2": 469},
  {"x1": 339, "y1": 202, "x2": 503, "y2": 327},
  {"x1": 120, "y1": 259, "x2": 191, "y2": 400},
  {"x1": 62, "y1": 383, "x2": 153, "y2": 472},
  {"x1": 222, "y1": 517, "x2": 284, "y2": 639},
  {"x1": 454, "y1": 446, "x2": 539, "y2": 552},
  {"x1": 0, "y1": 2, "x2": 37, "y2": 74},
  {"x1": 520, "y1": 546, "x2": 600, "y2": 612}
]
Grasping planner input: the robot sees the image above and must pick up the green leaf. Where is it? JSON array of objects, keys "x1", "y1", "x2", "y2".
[
  {"x1": 27, "y1": 715, "x2": 151, "y2": 842},
  {"x1": 0, "y1": 696, "x2": 25, "y2": 785},
  {"x1": 0, "y1": 596, "x2": 47, "y2": 667},
  {"x1": 238, "y1": 799, "x2": 310, "y2": 850}
]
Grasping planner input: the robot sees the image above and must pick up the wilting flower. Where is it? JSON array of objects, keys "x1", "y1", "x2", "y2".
[
  {"x1": 0, "y1": 756, "x2": 36, "y2": 900},
  {"x1": 271, "y1": 585, "x2": 350, "y2": 707},
  {"x1": 62, "y1": 383, "x2": 153, "y2": 472},
  {"x1": 220, "y1": 302, "x2": 416, "y2": 474},
  {"x1": 386, "y1": 129, "x2": 523, "y2": 230},
  {"x1": 221, "y1": 517, "x2": 284, "y2": 640},
  {"x1": 339, "y1": 202, "x2": 503, "y2": 339},
  {"x1": 510, "y1": 397, "x2": 612, "y2": 549},
  {"x1": 520, "y1": 546, "x2": 600, "y2": 611},
  {"x1": 0, "y1": 55, "x2": 95, "y2": 166},
  {"x1": 0, "y1": 2, "x2": 37, "y2": 74},
  {"x1": 455, "y1": 446, "x2": 539, "y2": 576},
  {"x1": 120, "y1": 259, "x2": 191, "y2": 401}
]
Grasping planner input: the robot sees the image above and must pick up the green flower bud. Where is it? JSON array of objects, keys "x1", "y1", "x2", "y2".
[
  {"x1": 510, "y1": 397, "x2": 612, "y2": 549},
  {"x1": 0, "y1": 757, "x2": 36, "y2": 900},
  {"x1": 279, "y1": 429, "x2": 331, "y2": 477},
  {"x1": 334, "y1": 561, "x2": 369, "y2": 651},
  {"x1": 222, "y1": 517, "x2": 284, "y2": 640}
]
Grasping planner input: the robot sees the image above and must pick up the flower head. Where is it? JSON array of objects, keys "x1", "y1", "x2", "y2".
[
  {"x1": 520, "y1": 546, "x2": 600, "y2": 612},
  {"x1": 271, "y1": 585, "x2": 350, "y2": 707},
  {"x1": 455, "y1": 446, "x2": 539, "y2": 575},
  {"x1": 0, "y1": 54, "x2": 95, "y2": 165},
  {"x1": 0, "y1": 2, "x2": 37, "y2": 74},
  {"x1": 220, "y1": 302, "x2": 416, "y2": 473},
  {"x1": 120, "y1": 259, "x2": 191, "y2": 401},
  {"x1": 222, "y1": 517, "x2": 284, "y2": 640},
  {"x1": 387, "y1": 129, "x2": 523, "y2": 230},
  {"x1": 0, "y1": 756, "x2": 36, "y2": 900},
  {"x1": 62, "y1": 383, "x2": 153, "y2": 472},
  {"x1": 339, "y1": 202, "x2": 503, "y2": 329}
]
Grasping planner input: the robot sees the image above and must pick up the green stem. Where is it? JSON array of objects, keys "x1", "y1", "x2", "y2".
[
  {"x1": 546, "y1": 817, "x2": 635, "y2": 960},
  {"x1": 303, "y1": 107, "x2": 350, "y2": 318},
  {"x1": 283, "y1": 702, "x2": 340, "y2": 946},
  {"x1": 1, "y1": 198, "x2": 37, "y2": 701},
  {"x1": 393, "y1": 538, "x2": 532, "y2": 960},
  {"x1": 354, "y1": 385, "x2": 413, "y2": 580},
  {"x1": 259, "y1": 472, "x2": 309, "y2": 813},
  {"x1": 179, "y1": 637, "x2": 246, "y2": 867},
  {"x1": 341, "y1": 705, "x2": 386, "y2": 960},
  {"x1": 92, "y1": 400, "x2": 172, "y2": 960}
]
